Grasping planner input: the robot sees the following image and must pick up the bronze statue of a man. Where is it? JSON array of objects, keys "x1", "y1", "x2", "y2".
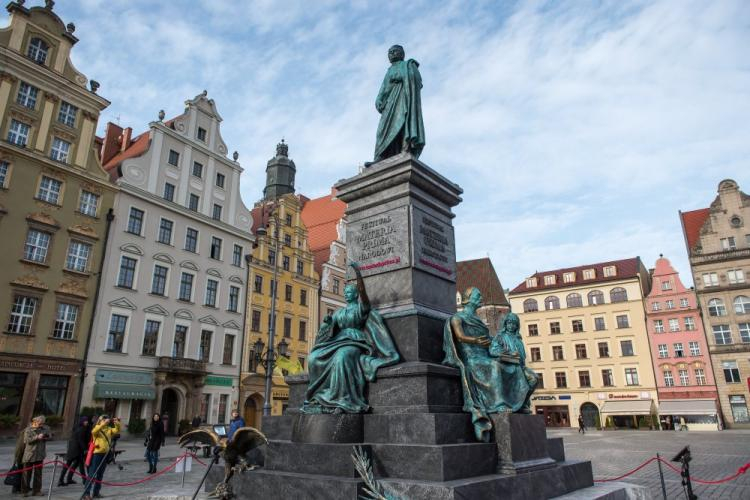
[{"x1": 373, "y1": 45, "x2": 425, "y2": 162}]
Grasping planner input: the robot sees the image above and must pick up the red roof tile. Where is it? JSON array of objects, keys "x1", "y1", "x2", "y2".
[
  {"x1": 300, "y1": 190, "x2": 346, "y2": 274},
  {"x1": 457, "y1": 258, "x2": 508, "y2": 306},
  {"x1": 509, "y1": 257, "x2": 643, "y2": 295},
  {"x1": 679, "y1": 208, "x2": 710, "y2": 253}
]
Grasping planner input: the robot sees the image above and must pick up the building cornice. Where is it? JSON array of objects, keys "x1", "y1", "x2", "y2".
[
  {"x1": 508, "y1": 276, "x2": 643, "y2": 299},
  {"x1": 689, "y1": 247, "x2": 750, "y2": 266}
]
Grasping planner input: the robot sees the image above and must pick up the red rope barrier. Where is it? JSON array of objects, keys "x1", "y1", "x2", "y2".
[
  {"x1": 594, "y1": 455, "x2": 750, "y2": 485},
  {"x1": 594, "y1": 457, "x2": 658, "y2": 482},
  {"x1": 188, "y1": 452, "x2": 209, "y2": 467},
  {"x1": 57, "y1": 453, "x2": 186, "y2": 486},
  {"x1": 0, "y1": 459, "x2": 59, "y2": 477}
]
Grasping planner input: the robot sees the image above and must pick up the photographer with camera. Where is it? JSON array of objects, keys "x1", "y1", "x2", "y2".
[
  {"x1": 20, "y1": 415, "x2": 51, "y2": 497},
  {"x1": 82, "y1": 415, "x2": 121, "y2": 500}
]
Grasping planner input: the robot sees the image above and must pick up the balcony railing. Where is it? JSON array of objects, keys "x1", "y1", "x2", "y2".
[
  {"x1": 157, "y1": 356, "x2": 207, "y2": 375},
  {"x1": 690, "y1": 247, "x2": 750, "y2": 265}
]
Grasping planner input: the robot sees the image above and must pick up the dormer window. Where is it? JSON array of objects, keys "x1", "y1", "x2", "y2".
[
  {"x1": 27, "y1": 38, "x2": 49, "y2": 65},
  {"x1": 197, "y1": 127, "x2": 207, "y2": 142},
  {"x1": 603, "y1": 266, "x2": 616, "y2": 277},
  {"x1": 582, "y1": 268, "x2": 596, "y2": 280},
  {"x1": 543, "y1": 274, "x2": 556, "y2": 285},
  {"x1": 563, "y1": 272, "x2": 575, "y2": 283},
  {"x1": 661, "y1": 280, "x2": 672, "y2": 291},
  {"x1": 526, "y1": 277, "x2": 537, "y2": 288}
]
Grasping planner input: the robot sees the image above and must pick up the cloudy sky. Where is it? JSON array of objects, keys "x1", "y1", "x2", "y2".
[{"x1": 34, "y1": 0, "x2": 750, "y2": 289}]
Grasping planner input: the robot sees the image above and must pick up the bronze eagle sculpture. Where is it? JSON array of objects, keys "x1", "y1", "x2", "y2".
[{"x1": 179, "y1": 426, "x2": 267, "y2": 499}]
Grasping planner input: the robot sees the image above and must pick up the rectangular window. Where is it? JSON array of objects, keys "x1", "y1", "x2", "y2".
[
  {"x1": 713, "y1": 325, "x2": 732, "y2": 345},
  {"x1": 251, "y1": 310, "x2": 261, "y2": 332},
  {"x1": 212, "y1": 204, "x2": 222, "y2": 221},
  {"x1": 7, "y1": 119, "x2": 30, "y2": 146},
  {"x1": 228, "y1": 286, "x2": 240, "y2": 313},
  {"x1": 0, "y1": 160, "x2": 9, "y2": 188},
  {"x1": 563, "y1": 272, "x2": 575, "y2": 283},
  {"x1": 57, "y1": 101, "x2": 77, "y2": 127},
  {"x1": 158, "y1": 218, "x2": 173, "y2": 244},
  {"x1": 192, "y1": 161, "x2": 203, "y2": 178},
  {"x1": 658, "y1": 344, "x2": 668, "y2": 358},
  {"x1": 106, "y1": 314, "x2": 127, "y2": 352},
  {"x1": 52, "y1": 303, "x2": 78, "y2": 339},
  {"x1": 684, "y1": 317, "x2": 696, "y2": 331},
  {"x1": 117, "y1": 256, "x2": 137, "y2": 288},
  {"x1": 285, "y1": 284, "x2": 292, "y2": 302},
  {"x1": 583, "y1": 269, "x2": 596, "y2": 279},
  {"x1": 728, "y1": 269, "x2": 745, "y2": 284},
  {"x1": 602, "y1": 369, "x2": 614, "y2": 387},
  {"x1": 188, "y1": 193, "x2": 200, "y2": 211},
  {"x1": 680, "y1": 298, "x2": 689, "y2": 308},
  {"x1": 210, "y1": 237, "x2": 222, "y2": 260},
  {"x1": 721, "y1": 237, "x2": 736, "y2": 250},
  {"x1": 695, "y1": 368, "x2": 706, "y2": 386},
  {"x1": 254, "y1": 275, "x2": 263, "y2": 294},
  {"x1": 555, "y1": 372, "x2": 567, "y2": 388},
  {"x1": 179, "y1": 273, "x2": 193, "y2": 301},
  {"x1": 550, "y1": 322, "x2": 561, "y2": 335},
  {"x1": 216, "y1": 172, "x2": 225, "y2": 188},
  {"x1": 674, "y1": 342, "x2": 685, "y2": 358},
  {"x1": 218, "y1": 394, "x2": 228, "y2": 424},
  {"x1": 669, "y1": 318, "x2": 680, "y2": 332},
  {"x1": 723, "y1": 361, "x2": 741, "y2": 383},
  {"x1": 544, "y1": 274, "x2": 556, "y2": 285},
  {"x1": 163, "y1": 183, "x2": 175, "y2": 202},
  {"x1": 24, "y1": 229, "x2": 50, "y2": 263},
  {"x1": 282, "y1": 317, "x2": 292, "y2": 338},
  {"x1": 151, "y1": 265, "x2": 168, "y2": 296},
  {"x1": 578, "y1": 371, "x2": 591, "y2": 387},
  {"x1": 7, "y1": 295, "x2": 38, "y2": 334},
  {"x1": 34, "y1": 375, "x2": 68, "y2": 416},
  {"x1": 268, "y1": 249, "x2": 276, "y2": 265},
  {"x1": 168, "y1": 149, "x2": 180, "y2": 166},
  {"x1": 594, "y1": 317, "x2": 605, "y2": 331},
  {"x1": 284, "y1": 233, "x2": 292, "y2": 247},
  {"x1": 199, "y1": 330, "x2": 212, "y2": 362},
  {"x1": 127, "y1": 207, "x2": 144, "y2": 235},
  {"x1": 333, "y1": 278, "x2": 340, "y2": 295},
  {"x1": 37, "y1": 176, "x2": 62, "y2": 204},
  {"x1": 575, "y1": 343, "x2": 587, "y2": 359},
  {"x1": 530, "y1": 347, "x2": 541, "y2": 362},
  {"x1": 172, "y1": 325, "x2": 187, "y2": 357},
  {"x1": 616, "y1": 315, "x2": 629, "y2": 328},
  {"x1": 661, "y1": 280, "x2": 672, "y2": 291},
  {"x1": 625, "y1": 368, "x2": 639, "y2": 386},
  {"x1": 702, "y1": 272, "x2": 719, "y2": 287},
  {"x1": 66, "y1": 240, "x2": 92, "y2": 272},
  {"x1": 283, "y1": 255, "x2": 290, "y2": 271},
  {"x1": 666, "y1": 300, "x2": 674, "y2": 309},
  {"x1": 297, "y1": 260, "x2": 304, "y2": 275},
  {"x1": 597, "y1": 342, "x2": 609, "y2": 358},
  {"x1": 552, "y1": 345, "x2": 564, "y2": 361},
  {"x1": 300, "y1": 289, "x2": 307, "y2": 306},
  {"x1": 197, "y1": 127, "x2": 207, "y2": 142},
  {"x1": 664, "y1": 370, "x2": 674, "y2": 387},
  {"x1": 603, "y1": 265, "x2": 616, "y2": 277},
  {"x1": 205, "y1": 279, "x2": 218, "y2": 307},
  {"x1": 232, "y1": 244, "x2": 243, "y2": 267},
  {"x1": 689, "y1": 341, "x2": 701, "y2": 356},
  {"x1": 537, "y1": 373, "x2": 544, "y2": 389},
  {"x1": 297, "y1": 319, "x2": 307, "y2": 341},
  {"x1": 654, "y1": 319, "x2": 664, "y2": 333},
  {"x1": 678, "y1": 369, "x2": 689, "y2": 386},
  {"x1": 652, "y1": 301, "x2": 661, "y2": 311},
  {"x1": 78, "y1": 191, "x2": 99, "y2": 217},
  {"x1": 142, "y1": 320, "x2": 160, "y2": 356},
  {"x1": 16, "y1": 81, "x2": 38, "y2": 108},
  {"x1": 185, "y1": 228, "x2": 198, "y2": 253},
  {"x1": 50, "y1": 137, "x2": 71, "y2": 163},
  {"x1": 620, "y1": 340, "x2": 634, "y2": 356},
  {"x1": 739, "y1": 323, "x2": 750, "y2": 343},
  {"x1": 527, "y1": 324, "x2": 539, "y2": 336},
  {"x1": 572, "y1": 319, "x2": 584, "y2": 332},
  {"x1": 222, "y1": 334, "x2": 234, "y2": 365}
]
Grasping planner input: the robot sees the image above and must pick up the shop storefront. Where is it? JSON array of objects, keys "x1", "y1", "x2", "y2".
[
  {"x1": 600, "y1": 399, "x2": 656, "y2": 429},
  {"x1": 91, "y1": 369, "x2": 155, "y2": 426},
  {"x1": 658, "y1": 399, "x2": 719, "y2": 431},
  {"x1": 728, "y1": 395, "x2": 749, "y2": 425}
]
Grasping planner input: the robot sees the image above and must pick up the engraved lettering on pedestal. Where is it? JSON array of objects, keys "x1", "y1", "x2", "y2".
[
  {"x1": 413, "y1": 208, "x2": 456, "y2": 280},
  {"x1": 347, "y1": 206, "x2": 410, "y2": 277}
]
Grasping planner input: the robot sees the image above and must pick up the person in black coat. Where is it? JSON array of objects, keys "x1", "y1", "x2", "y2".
[
  {"x1": 144, "y1": 413, "x2": 165, "y2": 473},
  {"x1": 58, "y1": 416, "x2": 90, "y2": 486}
]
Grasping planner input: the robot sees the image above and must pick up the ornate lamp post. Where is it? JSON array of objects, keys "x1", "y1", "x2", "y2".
[{"x1": 251, "y1": 337, "x2": 289, "y2": 416}]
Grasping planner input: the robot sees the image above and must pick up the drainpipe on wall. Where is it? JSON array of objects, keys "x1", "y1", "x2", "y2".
[{"x1": 73, "y1": 208, "x2": 115, "y2": 417}]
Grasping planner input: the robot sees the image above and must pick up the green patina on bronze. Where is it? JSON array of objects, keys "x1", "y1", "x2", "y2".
[
  {"x1": 443, "y1": 288, "x2": 539, "y2": 442},
  {"x1": 374, "y1": 44, "x2": 426, "y2": 162},
  {"x1": 302, "y1": 263, "x2": 400, "y2": 414}
]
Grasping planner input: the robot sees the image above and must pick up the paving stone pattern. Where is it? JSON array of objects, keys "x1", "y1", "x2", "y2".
[{"x1": 548, "y1": 429, "x2": 750, "y2": 500}]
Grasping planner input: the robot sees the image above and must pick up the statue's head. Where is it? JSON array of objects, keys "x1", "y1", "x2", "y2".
[
  {"x1": 388, "y1": 44, "x2": 405, "y2": 63},
  {"x1": 462, "y1": 287, "x2": 482, "y2": 308},
  {"x1": 344, "y1": 283, "x2": 359, "y2": 303},
  {"x1": 503, "y1": 312, "x2": 520, "y2": 333}
]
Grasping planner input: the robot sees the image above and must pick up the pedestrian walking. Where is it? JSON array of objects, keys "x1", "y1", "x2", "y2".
[
  {"x1": 578, "y1": 414, "x2": 586, "y2": 434},
  {"x1": 227, "y1": 409, "x2": 245, "y2": 441},
  {"x1": 191, "y1": 414, "x2": 202, "y2": 429},
  {"x1": 57, "y1": 416, "x2": 90, "y2": 486},
  {"x1": 20, "y1": 415, "x2": 51, "y2": 497},
  {"x1": 81, "y1": 415, "x2": 121, "y2": 500},
  {"x1": 162, "y1": 412, "x2": 169, "y2": 436},
  {"x1": 144, "y1": 413, "x2": 166, "y2": 474}
]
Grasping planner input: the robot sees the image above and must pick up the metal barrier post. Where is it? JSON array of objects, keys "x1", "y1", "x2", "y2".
[
  {"x1": 656, "y1": 453, "x2": 667, "y2": 500},
  {"x1": 47, "y1": 460, "x2": 58, "y2": 500}
]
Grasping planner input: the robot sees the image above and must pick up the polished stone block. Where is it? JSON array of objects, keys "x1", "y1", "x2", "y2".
[
  {"x1": 367, "y1": 361, "x2": 463, "y2": 414},
  {"x1": 291, "y1": 413, "x2": 364, "y2": 443},
  {"x1": 490, "y1": 413, "x2": 556, "y2": 475},
  {"x1": 264, "y1": 441, "x2": 370, "y2": 477},
  {"x1": 370, "y1": 442, "x2": 497, "y2": 481},
  {"x1": 260, "y1": 415, "x2": 293, "y2": 441},
  {"x1": 364, "y1": 413, "x2": 474, "y2": 445},
  {"x1": 383, "y1": 313, "x2": 446, "y2": 364}
]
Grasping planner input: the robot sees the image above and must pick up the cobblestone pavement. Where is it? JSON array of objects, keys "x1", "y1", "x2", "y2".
[
  {"x1": 548, "y1": 429, "x2": 750, "y2": 500},
  {"x1": 0, "y1": 437, "x2": 211, "y2": 499}
]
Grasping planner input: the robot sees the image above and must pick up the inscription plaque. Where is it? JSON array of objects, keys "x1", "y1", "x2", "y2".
[
  {"x1": 413, "y1": 207, "x2": 456, "y2": 281},
  {"x1": 347, "y1": 206, "x2": 410, "y2": 277}
]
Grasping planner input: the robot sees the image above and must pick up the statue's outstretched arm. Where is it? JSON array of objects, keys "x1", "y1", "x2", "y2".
[{"x1": 450, "y1": 317, "x2": 490, "y2": 347}]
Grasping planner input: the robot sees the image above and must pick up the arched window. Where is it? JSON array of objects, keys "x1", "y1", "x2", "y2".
[
  {"x1": 734, "y1": 296, "x2": 750, "y2": 315},
  {"x1": 610, "y1": 287, "x2": 628, "y2": 303},
  {"x1": 707, "y1": 298, "x2": 726, "y2": 317},
  {"x1": 544, "y1": 296, "x2": 560, "y2": 310},
  {"x1": 566, "y1": 293, "x2": 583, "y2": 308},
  {"x1": 27, "y1": 38, "x2": 49, "y2": 65},
  {"x1": 523, "y1": 298, "x2": 538, "y2": 312},
  {"x1": 587, "y1": 290, "x2": 605, "y2": 306}
]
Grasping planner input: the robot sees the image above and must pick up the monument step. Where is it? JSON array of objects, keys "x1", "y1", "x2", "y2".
[
  {"x1": 264, "y1": 441, "x2": 368, "y2": 477},
  {"x1": 364, "y1": 412, "x2": 474, "y2": 444}
]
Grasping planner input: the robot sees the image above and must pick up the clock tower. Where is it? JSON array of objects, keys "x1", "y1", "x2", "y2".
[{"x1": 263, "y1": 139, "x2": 296, "y2": 200}]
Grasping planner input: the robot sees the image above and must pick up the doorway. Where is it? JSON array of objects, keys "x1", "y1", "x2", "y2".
[
  {"x1": 160, "y1": 388, "x2": 179, "y2": 435},
  {"x1": 580, "y1": 402, "x2": 600, "y2": 429},
  {"x1": 536, "y1": 405, "x2": 570, "y2": 427},
  {"x1": 244, "y1": 393, "x2": 263, "y2": 428}
]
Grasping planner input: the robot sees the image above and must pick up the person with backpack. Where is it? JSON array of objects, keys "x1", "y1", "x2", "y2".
[
  {"x1": 58, "y1": 416, "x2": 90, "y2": 486},
  {"x1": 144, "y1": 413, "x2": 165, "y2": 473},
  {"x1": 82, "y1": 415, "x2": 120, "y2": 500}
]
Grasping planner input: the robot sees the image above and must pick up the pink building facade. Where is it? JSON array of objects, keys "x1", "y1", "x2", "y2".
[{"x1": 645, "y1": 256, "x2": 720, "y2": 430}]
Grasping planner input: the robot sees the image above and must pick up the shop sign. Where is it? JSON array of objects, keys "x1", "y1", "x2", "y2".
[
  {"x1": 608, "y1": 393, "x2": 638, "y2": 399},
  {"x1": 95, "y1": 369, "x2": 153, "y2": 385},
  {"x1": 559, "y1": 395, "x2": 572, "y2": 400},
  {"x1": 532, "y1": 395, "x2": 556, "y2": 401},
  {"x1": 205, "y1": 375, "x2": 233, "y2": 387}
]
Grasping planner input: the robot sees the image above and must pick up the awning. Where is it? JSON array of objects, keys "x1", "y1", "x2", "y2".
[
  {"x1": 658, "y1": 399, "x2": 717, "y2": 416},
  {"x1": 93, "y1": 382, "x2": 155, "y2": 400},
  {"x1": 600, "y1": 399, "x2": 653, "y2": 415}
]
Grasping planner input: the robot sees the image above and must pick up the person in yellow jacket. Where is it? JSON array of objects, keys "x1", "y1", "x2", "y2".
[{"x1": 82, "y1": 415, "x2": 120, "y2": 500}]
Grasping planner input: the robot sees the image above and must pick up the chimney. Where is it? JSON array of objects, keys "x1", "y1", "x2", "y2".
[
  {"x1": 100, "y1": 122, "x2": 124, "y2": 166},
  {"x1": 121, "y1": 127, "x2": 132, "y2": 152}
]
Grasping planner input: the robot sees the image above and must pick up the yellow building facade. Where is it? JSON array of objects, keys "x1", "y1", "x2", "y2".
[{"x1": 508, "y1": 258, "x2": 658, "y2": 430}]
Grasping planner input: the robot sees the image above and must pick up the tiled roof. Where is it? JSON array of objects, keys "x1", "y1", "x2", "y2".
[
  {"x1": 679, "y1": 208, "x2": 710, "y2": 252},
  {"x1": 509, "y1": 257, "x2": 643, "y2": 295},
  {"x1": 456, "y1": 258, "x2": 509, "y2": 306},
  {"x1": 102, "y1": 132, "x2": 150, "y2": 172},
  {"x1": 301, "y1": 190, "x2": 346, "y2": 274}
]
